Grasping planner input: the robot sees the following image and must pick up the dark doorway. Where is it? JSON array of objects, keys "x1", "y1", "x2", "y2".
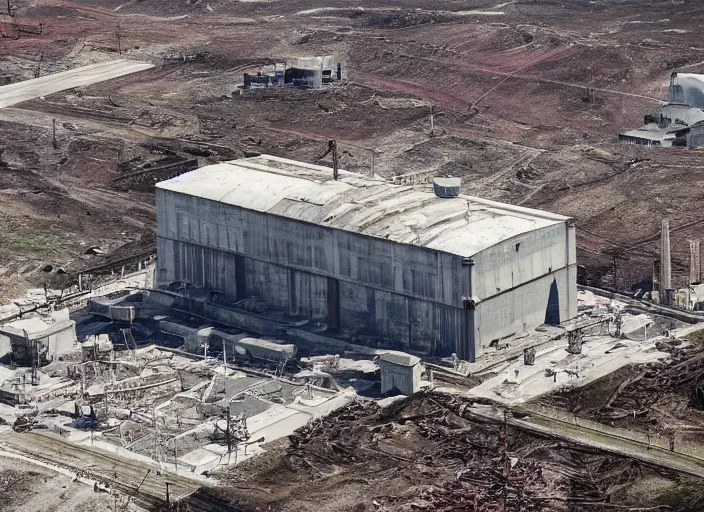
[
  {"x1": 545, "y1": 278, "x2": 560, "y2": 325},
  {"x1": 234, "y1": 255, "x2": 246, "y2": 301},
  {"x1": 327, "y1": 277, "x2": 340, "y2": 332}
]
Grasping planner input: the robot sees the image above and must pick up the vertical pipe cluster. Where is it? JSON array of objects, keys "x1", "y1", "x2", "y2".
[
  {"x1": 690, "y1": 240, "x2": 701, "y2": 285},
  {"x1": 661, "y1": 219, "x2": 671, "y2": 303}
]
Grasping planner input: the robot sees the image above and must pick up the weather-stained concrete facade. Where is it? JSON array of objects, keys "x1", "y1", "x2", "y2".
[{"x1": 155, "y1": 155, "x2": 576, "y2": 361}]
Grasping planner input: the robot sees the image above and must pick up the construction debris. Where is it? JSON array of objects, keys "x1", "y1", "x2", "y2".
[
  {"x1": 210, "y1": 392, "x2": 682, "y2": 511},
  {"x1": 541, "y1": 322, "x2": 704, "y2": 445}
]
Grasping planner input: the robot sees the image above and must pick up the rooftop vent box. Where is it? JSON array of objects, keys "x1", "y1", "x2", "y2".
[{"x1": 433, "y1": 177, "x2": 461, "y2": 198}]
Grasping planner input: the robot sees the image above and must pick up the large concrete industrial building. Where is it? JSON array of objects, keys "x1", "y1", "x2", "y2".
[{"x1": 155, "y1": 155, "x2": 576, "y2": 361}]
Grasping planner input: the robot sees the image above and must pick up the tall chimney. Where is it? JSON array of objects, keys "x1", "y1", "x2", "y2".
[
  {"x1": 661, "y1": 219, "x2": 671, "y2": 303},
  {"x1": 691, "y1": 239, "x2": 701, "y2": 285}
]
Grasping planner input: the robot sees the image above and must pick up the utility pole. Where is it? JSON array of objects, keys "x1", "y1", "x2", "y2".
[
  {"x1": 502, "y1": 409, "x2": 508, "y2": 511},
  {"x1": 35, "y1": 52, "x2": 43, "y2": 79},
  {"x1": 81, "y1": 363, "x2": 86, "y2": 397},
  {"x1": 52, "y1": 118, "x2": 57, "y2": 149},
  {"x1": 31, "y1": 337, "x2": 39, "y2": 386},
  {"x1": 430, "y1": 105, "x2": 435, "y2": 134},
  {"x1": 226, "y1": 407, "x2": 232, "y2": 456},
  {"x1": 116, "y1": 24, "x2": 122, "y2": 56},
  {"x1": 331, "y1": 140, "x2": 339, "y2": 180},
  {"x1": 174, "y1": 439, "x2": 178, "y2": 472},
  {"x1": 222, "y1": 339, "x2": 227, "y2": 376},
  {"x1": 317, "y1": 140, "x2": 340, "y2": 180},
  {"x1": 603, "y1": 246, "x2": 628, "y2": 292},
  {"x1": 6, "y1": 0, "x2": 11, "y2": 16}
]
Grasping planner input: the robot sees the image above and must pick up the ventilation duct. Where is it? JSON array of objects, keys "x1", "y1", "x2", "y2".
[{"x1": 433, "y1": 177, "x2": 461, "y2": 198}]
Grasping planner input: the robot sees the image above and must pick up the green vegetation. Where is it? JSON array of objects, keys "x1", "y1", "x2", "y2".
[
  {"x1": 0, "y1": 232, "x2": 63, "y2": 256},
  {"x1": 657, "y1": 480, "x2": 704, "y2": 511},
  {"x1": 685, "y1": 329, "x2": 704, "y2": 347},
  {"x1": 0, "y1": 218, "x2": 65, "y2": 257}
]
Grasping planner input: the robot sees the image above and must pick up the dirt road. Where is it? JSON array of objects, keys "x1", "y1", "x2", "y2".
[
  {"x1": 0, "y1": 60, "x2": 154, "y2": 108},
  {"x1": 0, "y1": 106, "x2": 160, "y2": 140},
  {"x1": 401, "y1": 54, "x2": 665, "y2": 104}
]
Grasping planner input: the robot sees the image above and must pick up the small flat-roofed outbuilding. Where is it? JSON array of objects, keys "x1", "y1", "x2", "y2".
[{"x1": 379, "y1": 352, "x2": 423, "y2": 396}]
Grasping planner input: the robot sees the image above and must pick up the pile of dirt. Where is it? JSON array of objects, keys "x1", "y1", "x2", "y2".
[{"x1": 198, "y1": 393, "x2": 690, "y2": 511}]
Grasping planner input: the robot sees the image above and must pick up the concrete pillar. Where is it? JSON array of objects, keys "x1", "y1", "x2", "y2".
[
  {"x1": 566, "y1": 221, "x2": 578, "y2": 320},
  {"x1": 690, "y1": 240, "x2": 701, "y2": 285},
  {"x1": 661, "y1": 220, "x2": 671, "y2": 303},
  {"x1": 326, "y1": 277, "x2": 340, "y2": 331}
]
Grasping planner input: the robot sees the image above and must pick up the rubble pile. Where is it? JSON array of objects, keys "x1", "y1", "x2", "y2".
[
  {"x1": 276, "y1": 393, "x2": 660, "y2": 511},
  {"x1": 545, "y1": 338, "x2": 704, "y2": 431}
]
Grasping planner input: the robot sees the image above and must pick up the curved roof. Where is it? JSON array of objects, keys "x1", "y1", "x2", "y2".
[{"x1": 157, "y1": 154, "x2": 569, "y2": 257}]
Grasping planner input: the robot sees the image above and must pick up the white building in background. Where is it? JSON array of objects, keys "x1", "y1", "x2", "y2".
[{"x1": 155, "y1": 154, "x2": 576, "y2": 361}]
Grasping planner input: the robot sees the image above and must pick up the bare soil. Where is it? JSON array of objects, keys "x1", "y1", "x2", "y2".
[
  {"x1": 0, "y1": 455, "x2": 132, "y2": 512},
  {"x1": 2, "y1": 0, "x2": 704, "y2": 295}
]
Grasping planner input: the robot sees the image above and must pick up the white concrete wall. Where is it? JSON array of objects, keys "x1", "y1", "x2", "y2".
[
  {"x1": 45, "y1": 320, "x2": 77, "y2": 357},
  {"x1": 472, "y1": 223, "x2": 569, "y2": 300},
  {"x1": 156, "y1": 190, "x2": 576, "y2": 361},
  {"x1": 156, "y1": 190, "x2": 468, "y2": 307},
  {"x1": 471, "y1": 222, "x2": 576, "y2": 357},
  {"x1": 473, "y1": 266, "x2": 577, "y2": 357},
  {"x1": 379, "y1": 361, "x2": 422, "y2": 395},
  {"x1": 0, "y1": 335, "x2": 11, "y2": 359}
]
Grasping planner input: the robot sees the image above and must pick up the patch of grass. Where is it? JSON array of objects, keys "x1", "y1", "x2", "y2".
[
  {"x1": 0, "y1": 232, "x2": 63, "y2": 256},
  {"x1": 0, "y1": 276, "x2": 27, "y2": 304},
  {"x1": 657, "y1": 480, "x2": 704, "y2": 512},
  {"x1": 0, "y1": 218, "x2": 65, "y2": 258},
  {"x1": 685, "y1": 329, "x2": 704, "y2": 347}
]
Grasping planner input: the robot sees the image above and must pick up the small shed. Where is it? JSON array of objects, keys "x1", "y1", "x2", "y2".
[{"x1": 379, "y1": 352, "x2": 423, "y2": 396}]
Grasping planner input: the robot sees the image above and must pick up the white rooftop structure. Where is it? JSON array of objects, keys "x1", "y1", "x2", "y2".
[{"x1": 157, "y1": 154, "x2": 568, "y2": 258}]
